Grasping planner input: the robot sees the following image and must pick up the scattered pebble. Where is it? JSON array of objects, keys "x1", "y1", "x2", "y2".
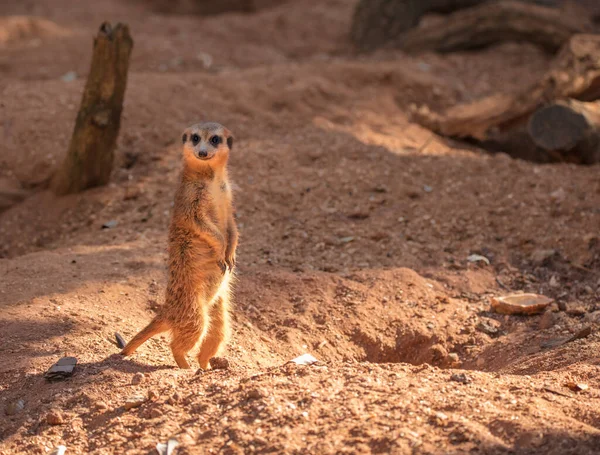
[
  {"x1": 447, "y1": 353, "x2": 460, "y2": 364},
  {"x1": 45, "y1": 356, "x2": 77, "y2": 382},
  {"x1": 450, "y1": 373, "x2": 472, "y2": 384},
  {"x1": 101, "y1": 220, "x2": 118, "y2": 229},
  {"x1": 467, "y1": 254, "x2": 490, "y2": 265},
  {"x1": 60, "y1": 71, "x2": 77, "y2": 82},
  {"x1": 95, "y1": 401, "x2": 108, "y2": 410},
  {"x1": 115, "y1": 332, "x2": 126, "y2": 349},
  {"x1": 538, "y1": 311, "x2": 555, "y2": 330},
  {"x1": 566, "y1": 304, "x2": 586, "y2": 316},
  {"x1": 124, "y1": 395, "x2": 147, "y2": 410},
  {"x1": 491, "y1": 293, "x2": 553, "y2": 315},
  {"x1": 149, "y1": 408, "x2": 163, "y2": 419},
  {"x1": 46, "y1": 409, "x2": 64, "y2": 425},
  {"x1": 246, "y1": 388, "x2": 267, "y2": 400},
  {"x1": 209, "y1": 357, "x2": 230, "y2": 370},
  {"x1": 476, "y1": 318, "x2": 501, "y2": 337},
  {"x1": 156, "y1": 437, "x2": 179, "y2": 455},
  {"x1": 566, "y1": 382, "x2": 589, "y2": 392},
  {"x1": 5, "y1": 399, "x2": 25, "y2": 416},
  {"x1": 50, "y1": 446, "x2": 67, "y2": 455},
  {"x1": 289, "y1": 353, "x2": 318, "y2": 365},
  {"x1": 530, "y1": 249, "x2": 556, "y2": 264},
  {"x1": 131, "y1": 373, "x2": 145, "y2": 385}
]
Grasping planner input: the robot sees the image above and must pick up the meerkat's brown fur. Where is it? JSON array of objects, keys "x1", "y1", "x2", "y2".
[{"x1": 121, "y1": 122, "x2": 238, "y2": 369}]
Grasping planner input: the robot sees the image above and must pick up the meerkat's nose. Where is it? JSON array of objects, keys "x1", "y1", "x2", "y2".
[{"x1": 198, "y1": 150, "x2": 208, "y2": 158}]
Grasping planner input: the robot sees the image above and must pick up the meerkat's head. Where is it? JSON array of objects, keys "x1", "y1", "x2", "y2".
[{"x1": 181, "y1": 122, "x2": 233, "y2": 169}]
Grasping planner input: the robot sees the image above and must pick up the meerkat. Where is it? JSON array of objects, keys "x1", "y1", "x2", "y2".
[{"x1": 120, "y1": 122, "x2": 238, "y2": 369}]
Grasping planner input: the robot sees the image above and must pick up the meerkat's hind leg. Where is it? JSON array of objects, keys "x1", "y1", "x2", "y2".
[
  {"x1": 197, "y1": 295, "x2": 230, "y2": 370},
  {"x1": 121, "y1": 317, "x2": 170, "y2": 356},
  {"x1": 170, "y1": 327, "x2": 203, "y2": 369}
]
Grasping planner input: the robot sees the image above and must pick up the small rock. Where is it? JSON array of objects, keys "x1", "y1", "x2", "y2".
[
  {"x1": 467, "y1": 254, "x2": 490, "y2": 265},
  {"x1": 246, "y1": 388, "x2": 267, "y2": 400},
  {"x1": 209, "y1": 357, "x2": 230, "y2": 370},
  {"x1": 585, "y1": 311, "x2": 600, "y2": 324},
  {"x1": 166, "y1": 392, "x2": 182, "y2": 405},
  {"x1": 115, "y1": 332, "x2": 126, "y2": 349},
  {"x1": 549, "y1": 276, "x2": 559, "y2": 288},
  {"x1": 50, "y1": 446, "x2": 67, "y2": 455},
  {"x1": 45, "y1": 356, "x2": 77, "y2": 382},
  {"x1": 566, "y1": 382, "x2": 589, "y2": 392},
  {"x1": 101, "y1": 220, "x2": 118, "y2": 229},
  {"x1": 5, "y1": 399, "x2": 24, "y2": 416},
  {"x1": 95, "y1": 401, "x2": 108, "y2": 410},
  {"x1": 491, "y1": 293, "x2": 553, "y2": 315},
  {"x1": 60, "y1": 71, "x2": 77, "y2": 82},
  {"x1": 566, "y1": 304, "x2": 586, "y2": 316},
  {"x1": 423, "y1": 185, "x2": 433, "y2": 193},
  {"x1": 531, "y1": 249, "x2": 556, "y2": 264},
  {"x1": 289, "y1": 353, "x2": 318, "y2": 365},
  {"x1": 147, "y1": 390, "x2": 159, "y2": 400},
  {"x1": 149, "y1": 407, "x2": 163, "y2": 419},
  {"x1": 46, "y1": 409, "x2": 64, "y2": 425},
  {"x1": 124, "y1": 395, "x2": 146, "y2": 410},
  {"x1": 450, "y1": 373, "x2": 472, "y2": 384},
  {"x1": 477, "y1": 318, "x2": 501, "y2": 337},
  {"x1": 156, "y1": 437, "x2": 179, "y2": 455},
  {"x1": 550, "y1": 188, "x2": 566, "y2": 202},
  {"x1": 447, "y1": 353, "x2": 460, "y2": 364},
  {"x1": 131, "y1": 373, "x2": 145, "y2": 385},
  {"x1": 539, "y1": 311, "x2": 555, "y2": 330},
  {"x1": 430, "y1": 344, "x2": 448, "y2": 363}
]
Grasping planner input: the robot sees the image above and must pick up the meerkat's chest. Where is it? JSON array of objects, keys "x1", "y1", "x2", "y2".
[{"x1": 207, "y1": 180, "x2": 232, "y2": 230}]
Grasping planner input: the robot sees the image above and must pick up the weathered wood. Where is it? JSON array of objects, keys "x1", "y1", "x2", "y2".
[
  {"x1": 350, "y1": 0, "x2": 563, "y2": 51},
  {"x1": 51, "y1": 23, "x2": 133, "y2": 196},
  {"x1": 399, "y1": 1, "x2": 586, "y2": 54},
  {"x1": 149, "y1": 0, "x2": 286, "y2": 15},
  {"x1": 527, "y1": 99, "x2": 600, "y2": 163},
  {"x1": 412, "y1": 34, "x2": 600, "y2": 140}
]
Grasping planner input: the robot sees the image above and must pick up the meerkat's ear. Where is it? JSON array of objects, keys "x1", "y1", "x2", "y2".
[{"x1": 227, "y1": 136, "x2": 234, "y2": 150}]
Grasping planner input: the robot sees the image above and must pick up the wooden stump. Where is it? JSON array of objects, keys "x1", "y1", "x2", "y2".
[
  {"x1": 528, "y1": 100, "x2": 600, "y2": 163},
  {"x1": 410, "y1": 34, "x2": 600, "y2": 163},
  {"x1": 51, "y1": 23, "x2": 133, "y2": 196},
  {"x1": 412, "y1": 34, "x2": 600, "y2": 138}
]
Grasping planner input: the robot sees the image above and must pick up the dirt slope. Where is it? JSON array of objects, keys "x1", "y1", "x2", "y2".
[{"x1": 1, "y1": 1, "x2": 600, "y2": 454}]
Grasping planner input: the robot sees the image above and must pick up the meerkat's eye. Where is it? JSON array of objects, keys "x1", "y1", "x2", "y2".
[
  {"x1": 191, "y1": 134, "x2": 200, "y2": 145},
  {"x1": 210, "y1": 135, "x2": 221, "y2": 146},
  {"x1": 182, "y1": 134, "x2": 187, "y2": 144}
]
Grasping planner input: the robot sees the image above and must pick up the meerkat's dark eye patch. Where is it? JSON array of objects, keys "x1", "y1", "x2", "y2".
[
  {"x1": 210, "y1": 135, "x2": 221, "y2": 146},
  {"x1": 227, "y1": 136, "x2": 233, "y2": 149},
  {"x1": 182, "y1": 134, "x2": 187, "y2": 144},
  {"x1": 191, "y1": 134, "x2": 200, "y2": 145}
]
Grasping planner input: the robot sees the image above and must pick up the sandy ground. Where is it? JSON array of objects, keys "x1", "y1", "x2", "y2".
[{"x1": 1, "y1": 1, "x2": 600, "y2": 454}]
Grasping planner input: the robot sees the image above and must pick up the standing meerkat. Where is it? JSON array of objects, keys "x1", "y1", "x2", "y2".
[{"x1": 121, "y1": 122, "x2": 239, "y2": 369}]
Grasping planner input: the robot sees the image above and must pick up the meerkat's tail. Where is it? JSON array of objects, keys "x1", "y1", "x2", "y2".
[{"x1": 120, "y1": 317, "x2": 170, "y2": 356}]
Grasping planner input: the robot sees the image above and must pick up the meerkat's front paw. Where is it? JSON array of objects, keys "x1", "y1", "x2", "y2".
[
  {"x1": 217, "y1": 260, "x2": 227, "y2": 274},
  {"x1": 225, "y1": 254, "x2": 236, "y2": 271}
]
